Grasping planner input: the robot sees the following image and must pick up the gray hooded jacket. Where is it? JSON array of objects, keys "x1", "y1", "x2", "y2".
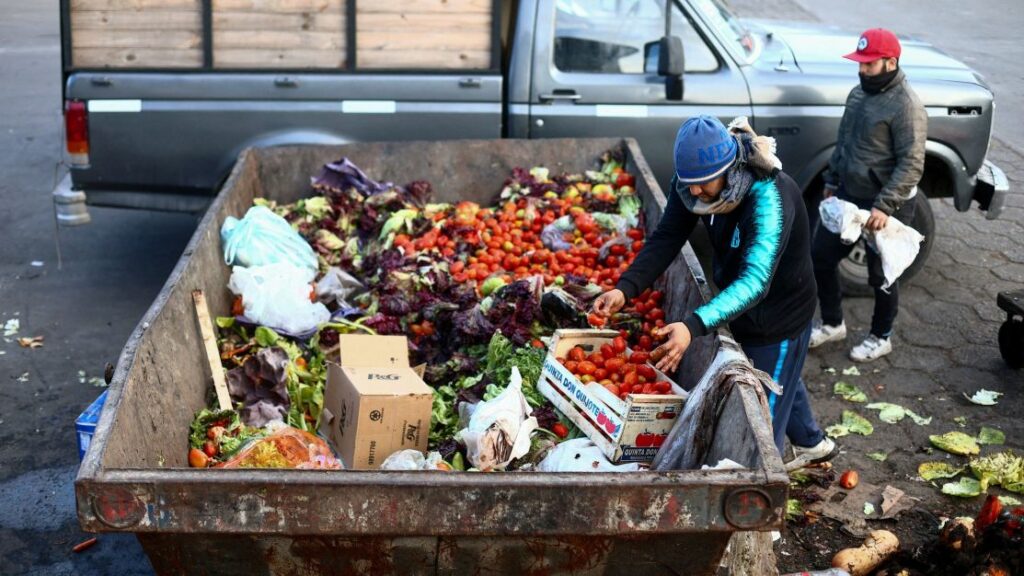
[{"x1": 823, "y1": 68, "x2": 927, "y2": 215}]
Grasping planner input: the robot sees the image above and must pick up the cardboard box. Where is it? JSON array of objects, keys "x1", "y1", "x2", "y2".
[
  {"x1": 320, "y1": 335, "x2": 433, "y2": 470},
  {"x1": 537, "y1": 329, "x2": 687, "y2": 463},
  {"x1": 75, "y1": 389, "x2": 108, "y2": 461}
]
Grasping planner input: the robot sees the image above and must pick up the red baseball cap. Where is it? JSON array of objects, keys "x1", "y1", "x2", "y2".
[{"x1": 844, "y1": 28, "x2": 901, "y2": 62}]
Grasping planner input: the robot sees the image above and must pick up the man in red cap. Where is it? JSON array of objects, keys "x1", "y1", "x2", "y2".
[{"x1": 810, "y1": 28, "x2": 927, "y2": 362}]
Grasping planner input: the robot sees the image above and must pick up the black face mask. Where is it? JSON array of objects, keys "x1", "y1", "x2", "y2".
[{"x1": 859, "y1": 67, "x2": 899, "y2": 94}]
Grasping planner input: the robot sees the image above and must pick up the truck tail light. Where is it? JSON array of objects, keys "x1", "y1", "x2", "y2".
[{"x1": 64, "y1": 100, "x2": 90, "y2": 167}]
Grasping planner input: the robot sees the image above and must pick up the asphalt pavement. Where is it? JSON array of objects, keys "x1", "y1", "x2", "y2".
[{"x1": 0, "y1": 1, "x2": 1021, "y2": 574}]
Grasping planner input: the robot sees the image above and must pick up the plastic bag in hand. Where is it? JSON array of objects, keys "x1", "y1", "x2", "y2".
[
  {"x1": 872, "y1": 219, "x2": 924, "y2": 291},
  {"x1": 459, "y1": 367, "x2": 539, "y2": 471},
  {"x1": 221, "y1": 205, "x2": 318, "y2": 273},
  {"x1": 228, "y1": 262, "x2": 330, "y2": 334},
  {"x1": 819, "y1": 197, "x2": 868, "y2": 244},
  {"x1": 537, "y1": 438, "x2": 641, "y2": 472},
  {"x1": 819, "y1": 197, "x2": 924, "y2": 290}
]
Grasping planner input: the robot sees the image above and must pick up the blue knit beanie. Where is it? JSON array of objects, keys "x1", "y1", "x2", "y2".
[{"x1": 674, "y1": 115, "x2": 737, "y2": 184}]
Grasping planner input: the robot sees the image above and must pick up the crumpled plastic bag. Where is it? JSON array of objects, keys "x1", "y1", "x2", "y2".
[
  {"x1": 315, "y1": 266, "x2": 365, "y2": 307},
  {"x1": 459, "y1": 367, "x2": 539, "y2": 471},
  {"x1": 819, "y1": 197, "x2": 925, "y2": 290},
  {"x1": 217, "y1": 426, "x2": 342, "y2": 469},
  {"x1": 221, "y1": 205, "x2": 318, "y2": 273},
  {"x1": 537, "y1": 438, "x2": 641, "y2": 472},
  {"x1": 380, "y1": 450, "x2": 452, "y2": 471},
  {"x1": 541, "y1": 215, "x2": 575, "y2": 251},
  {"x1": 228, "y1": 262, "x2": 331, "y2": 334}
]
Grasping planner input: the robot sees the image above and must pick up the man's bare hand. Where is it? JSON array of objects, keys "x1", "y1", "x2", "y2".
[
  {"x1": 592, "y1": 289, "x2": 625, "y2": 318},
  {"x1": 652, "y1": 322, "x2": 692, "y2": 374},
  {"x1": 865, "y1": 208, "x2": 889, "y2": 231}
]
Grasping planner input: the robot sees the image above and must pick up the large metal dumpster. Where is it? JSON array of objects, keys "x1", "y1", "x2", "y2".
[{"x1": 76, "y1": 138, "x2": 789, "y2": 575}]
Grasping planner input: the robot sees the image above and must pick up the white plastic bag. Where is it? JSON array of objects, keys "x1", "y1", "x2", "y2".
[
  {"x1": 221, "y1": 205, "x2": 318, "y2": 273},
  {"x1": 537, "y1": 438, "x2": 641, "y2": 472},
  {"x1": 228, "y1": 262, "x2": 330, "y2": 334},
  {"x1": 819, "y1": 196, "x2": 868, "y2": 244},
  {"x1": 380, "y1": 450, "x2": 450, "y2": 471},
  {"x1": 818, "y1": 197, "x2": 924, "y2": 290},
  {"x1": 872, "y1": 219, "x2": 925, "y2": 291},
  {"x1": 459, "y1": 367, "x2": 539, "y2": 471},
  {"x1": 315, "y1": 266, "x2": 365, "y2": 307}
]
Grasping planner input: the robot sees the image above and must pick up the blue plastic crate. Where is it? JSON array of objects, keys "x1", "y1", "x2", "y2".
[{"x1": 76, "y1": 389, "x2": 108, "y2": 461}]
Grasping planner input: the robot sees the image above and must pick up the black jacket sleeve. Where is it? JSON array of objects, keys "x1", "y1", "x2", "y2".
[{"x1": 615, "y1": 185, "x2": 697, "y2": 302}]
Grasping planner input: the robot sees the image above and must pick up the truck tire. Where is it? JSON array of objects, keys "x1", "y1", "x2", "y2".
[
  {"x1": 839, "y1": 193, "x2": 935, "y2": 297},
  {"x1": 1000, "y1": 318, "x2": 1024, "y2": 369}
]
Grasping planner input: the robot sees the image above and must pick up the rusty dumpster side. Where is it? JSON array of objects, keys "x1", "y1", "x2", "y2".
[{"x1": 76, "y1": 138, "x2": 788, "y2": 576}]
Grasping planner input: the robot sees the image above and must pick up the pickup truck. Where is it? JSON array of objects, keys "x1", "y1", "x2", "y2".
[{"x1": 56, "y1": 0, "x2": 1009, "y2": 290}]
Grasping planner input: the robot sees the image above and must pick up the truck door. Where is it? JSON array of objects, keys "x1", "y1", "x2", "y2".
[{"x1": 527, "y1": 0, "x2": 752, "y2": 188}]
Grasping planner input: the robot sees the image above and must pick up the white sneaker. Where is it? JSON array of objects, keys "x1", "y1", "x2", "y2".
[
  {"x1": 849, "y1": 335, "x2": 892, "y2": 362},
  {"x1": 809, "y1": 321, "x2": 847, "y2": 348},
  {"x1": 785, "y1": 436, "x2": 838, "y2": 471}
]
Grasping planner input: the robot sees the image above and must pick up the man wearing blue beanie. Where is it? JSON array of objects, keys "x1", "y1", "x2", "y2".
[{"x1": 594, "y1": 115, "x2": 835, "y2": 469}]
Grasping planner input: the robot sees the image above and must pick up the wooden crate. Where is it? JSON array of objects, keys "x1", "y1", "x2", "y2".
[
  {"x1": 212, "y1": 0, "x2": 346, "y2": 68},
  {"x1": 356, "y1": 0, "x2": 492, "y2": 69},
  {"x1": 69, "y1": 0, "x2": 203, "y2": 68}
]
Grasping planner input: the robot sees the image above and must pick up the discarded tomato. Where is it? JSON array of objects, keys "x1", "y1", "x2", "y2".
[
  {"x1": 189, "y1": 448, "x2": 209, "y2": 468},
  {"x1": 552, "y1": 423, "x2": 569, "y2": 439},
  {"x1": 840, "y1": 470, "x2": 859, "y2": 489}
]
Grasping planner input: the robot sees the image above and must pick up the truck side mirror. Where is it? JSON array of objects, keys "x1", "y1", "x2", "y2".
[{"x1": 644, "y1": 36, "x2": 685, "y2": 101}]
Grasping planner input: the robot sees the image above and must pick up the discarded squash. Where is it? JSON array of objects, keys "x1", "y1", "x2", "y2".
[{"x1": 832, "y1": 529, "x2": 899, "y2": 576}]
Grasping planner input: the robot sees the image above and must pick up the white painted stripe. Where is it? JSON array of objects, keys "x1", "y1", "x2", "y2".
[
  {"x1": 595, "y1": 105, "x2": 649, "y2": 118},
  {"x1": 341, "y1": 100, "x2": 397, "y2": 114},
  {"x1": 88, "y1": 99, "x2": 142, "y2": 113}
]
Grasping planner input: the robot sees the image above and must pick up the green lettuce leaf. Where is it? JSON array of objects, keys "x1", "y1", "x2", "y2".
[
  {"x1": 977, "y1": 427, "x2": 1005, "y2": 445},
  {"x1": 918, "y1": 461, "x2": 965, "y2": 481},
  {"x1": 941, "y1": 477, "x2": 983, "y2": 498},
  {"x1": 930, "y1": 431, "x2": 981, "y2": 456},
  {"x1": 825, "y1": 410, "x2": 874, "y2": 438},
  {"x1": 834, "y1": 381, "x2": 867, "y2": 403},
  {"x1": 969, "y1": 451, "x2": 1024, "y2": 491}
]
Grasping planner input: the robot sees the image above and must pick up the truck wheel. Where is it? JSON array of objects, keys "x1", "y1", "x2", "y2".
[
  {"x1": 839, "y1": 194, "x2": 935, "y2": 297},
  {"x1": 999, "y1": 318, "x2": 1024, "y2": 369}
]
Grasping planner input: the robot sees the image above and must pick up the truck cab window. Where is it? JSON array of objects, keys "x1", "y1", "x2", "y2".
[{"x1": 553, "y1": 0, "x2": 717, "y2": 74}]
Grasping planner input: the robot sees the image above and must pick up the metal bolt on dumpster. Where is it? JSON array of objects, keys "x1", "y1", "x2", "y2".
[{"x1": 76, "y1": 138, "x2": 788, "y2": 575}]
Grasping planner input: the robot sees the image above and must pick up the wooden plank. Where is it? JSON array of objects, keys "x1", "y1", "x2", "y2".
[
  {"x1": 356, "y1": 48, "x2": 489, "y2": 69},
  {"x1": 213, "y1": 48, "x2": 343, "y2": 67},
  {"x1": 192, "y1": 291, "x2": 233, "y2": 412},
  {"x1": 71, "y1": 10, "x2": 201, "y2": 30},
  {"x1": 213, "y1": 0, "x2": 342, "y2": 13},
  {"x1": 212, "y1": 10, "x2": 343, "y2": 31},
  {"x1": 215, "y1": 30, "x2": 343, "y2": 50},
  {"x1": 72, "y1": 47, "x2": 202, "y2": 67},
  {"x1": 358, "y1": 30, "x2": 488, "y2": 51},
  {"x1": 71, "y1": 0, "x2": 199, "y2": 10},
  {"x1": 357, "y1": 12, "x2": 490, "y2": 30},
  {"x1": 356, "y1": 0, "x2": 491, "y2": 14},
  {"x1": 73, "y1": 29, "x2": 201, "y2": 49}
]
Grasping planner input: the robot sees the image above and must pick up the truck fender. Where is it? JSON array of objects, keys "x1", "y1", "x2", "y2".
[
  {"x1": 922, "y1": 140, "x2": 974, "y2": 212},
  {"x1": 215, "y1": 129, "x2": 350, "y2": 187},
  {"x1": 796, "y1": 140, "x2": 973, "y2": 212}
]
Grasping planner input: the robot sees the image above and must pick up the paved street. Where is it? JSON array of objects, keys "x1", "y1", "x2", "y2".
[{"x1": 0, "y1": 1, "x2": 1021, "y2": 574}]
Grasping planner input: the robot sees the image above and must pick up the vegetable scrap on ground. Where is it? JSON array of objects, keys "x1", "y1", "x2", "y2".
[{"x1": 188, "y1": 150, "x2": 675, "y2": 471}]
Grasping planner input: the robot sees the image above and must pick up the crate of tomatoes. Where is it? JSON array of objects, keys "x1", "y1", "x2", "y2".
[{"x1": 538, "y1": 329, "x2": 687, "y2": 463}]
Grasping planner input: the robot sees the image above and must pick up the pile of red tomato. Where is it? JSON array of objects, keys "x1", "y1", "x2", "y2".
[
  {"x1": 558, "y1": 336, "x2": 676, "y2": 400},
  {"x1": 391, "y1": 165, "x2": 669, "y2": 351}
]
